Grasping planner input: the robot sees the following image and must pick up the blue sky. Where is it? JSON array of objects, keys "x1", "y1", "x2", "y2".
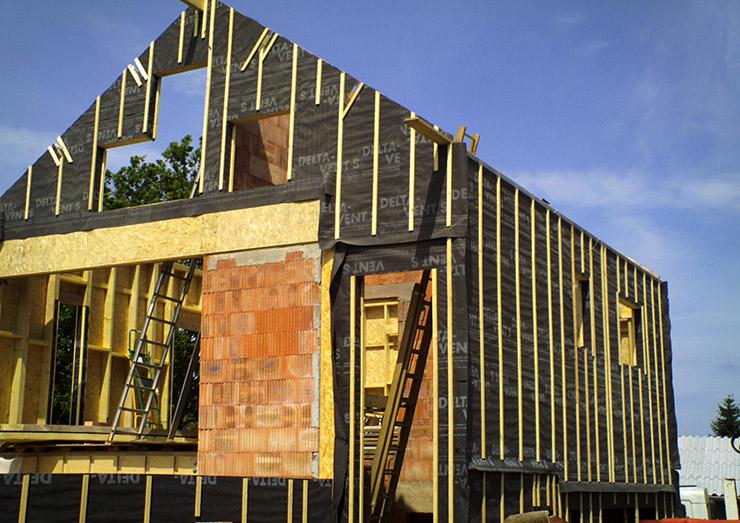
[{"x1": 1, "y1": 1, "x2": 738, "y2": 437}]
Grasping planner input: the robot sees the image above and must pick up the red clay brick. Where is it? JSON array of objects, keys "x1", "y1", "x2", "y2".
[{"x1": 285, "y1": 251, "x2": 303, "y2": 262}]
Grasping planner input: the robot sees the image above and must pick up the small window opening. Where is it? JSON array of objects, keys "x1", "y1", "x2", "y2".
[
  {"x1": 230, "y1": 112, "x2": 290, "y2": 191},
  {"x1": 574, "y1": 276, "x2": 589, "y2": 349},
  {"x1": 619, "y1": 300, "x2": 639, "y2": 366}
]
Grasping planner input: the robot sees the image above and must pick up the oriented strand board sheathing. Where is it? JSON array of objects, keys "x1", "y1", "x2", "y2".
[
  {"x1": 0, "y1": 201, "x2": 319, "y2": 278},
  {"x1": 199, "y1": 243, "x2": 321, "y2": 478}
]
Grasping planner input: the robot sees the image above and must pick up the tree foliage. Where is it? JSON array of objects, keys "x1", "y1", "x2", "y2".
[
  {"x1": 103, "y1": 135, "x2": 200, "y2": 210},
  {"x1": 710, "y1": 395, "x2": 740, "y2": 438}
]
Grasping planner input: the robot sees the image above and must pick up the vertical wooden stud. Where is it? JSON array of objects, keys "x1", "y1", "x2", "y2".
[
  {"x1": 515, "y1": 189, "x2": 523, "y2": 462},
  {"x1": 432, "y1": 268, "x2": 439, "y2": 523},
  {"x1": 497, "y1": 178, "x2": 505, "y2": 460},
  {"x1": 218, "y1": 8, "x2": 235, "y2": 191},
  {"x1": 348, "y1": 275, "x2": 356, "y2": 523},
  {"x1": 142, "y1": 41, "x2": 155, "y2": 134},
  {"x1": 558, "y1": 217, "x2": 568, "y2": 481},
  {"x1": 478, "y1": 164, "x2": 485, "y2": 459},
  {"x1": 88, "y1": 97, "x2": 100, "y2": 211},
  {"x1": 408, "y1": 112, "x2": 416, "y2": 232},
  {"x1": 198, "y1": 0, "x2": 215, "y2": 193},
  {"x1": 446, "y1": 237, "x2": 454, "y2": 521},
  {"x1": 334, "y1": 72, "x2": 345, "y2": 240},
  {"x1": 287, "y1": 42, "x2": 298, "y2": 181},
  {"x1": 371, "y1": 90, "x2": 380, "y2": 236},
  {"x1": 315, "y1": 59, "x2": 322, "y2": 105},
  {"x1": 547, "y1": 210, "x2": 556, "y2": 463},
  {"x1": 531, "y1": 200, "x2": 540, "y2": 461}
]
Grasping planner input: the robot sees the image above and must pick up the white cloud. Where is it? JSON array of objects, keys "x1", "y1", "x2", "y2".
[
  {"x1": 557, "y1": 12, "x2": 586, "y2": 26},
  {"x1": 0, "y1": 125, "x2": 57, "y2": 192},
  {"x1": 511, "y1": 168, "x2": 740, "y2": 214}
]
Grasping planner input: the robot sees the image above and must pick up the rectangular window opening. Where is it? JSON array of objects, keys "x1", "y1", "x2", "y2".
[
  {"x1": 230, "y1": 111, "x2": 290, "y2": 191},
  {"x1": 618, "y1": 299, "x2": 640, "y2": 366}
]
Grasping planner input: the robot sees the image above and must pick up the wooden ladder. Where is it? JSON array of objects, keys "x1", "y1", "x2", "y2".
[
  {"x1": 366, "y1": 270, "x2": 433, "y2": 522},
  {"x1": 107, "y1": 259, "x2": 198, "y2": 443}
]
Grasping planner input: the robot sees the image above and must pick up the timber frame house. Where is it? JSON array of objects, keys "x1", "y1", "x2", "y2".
[{"x1": 0, "y1": 1, "x2": 680, "y2": 521}]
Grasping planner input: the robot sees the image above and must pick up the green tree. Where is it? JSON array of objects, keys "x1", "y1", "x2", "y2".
[
  {"x1": 710, "y1": 395, "x2": 740, "y2": 438},
  {"x1": 103, "y1": 135, "x2": 200, "y2": 210}
]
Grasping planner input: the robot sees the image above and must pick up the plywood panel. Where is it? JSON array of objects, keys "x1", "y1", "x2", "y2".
[{"x1": 0, "y1": 201, "x2": 320, "y2": 278}]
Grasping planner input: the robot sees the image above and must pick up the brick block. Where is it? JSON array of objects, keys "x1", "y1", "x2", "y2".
[
  {"x1": 280, "y1": 452, "x2": 312, "y2": 478},
  {"x1": 254, "y1": 453, "x2": 282, "y2": 477},
  {"x1": 286, "y1": 251, "x2": 303, "y2": 262}
]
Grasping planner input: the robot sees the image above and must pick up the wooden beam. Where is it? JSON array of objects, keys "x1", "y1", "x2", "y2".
[
  {"x1": 99, "y1": 268, "x2": 118, "y2": 423},
  {"x1": 404, "y1": 116, "x2": 453, "y2": 145},
  {"x1": 180, "y1": 0, "x2": 205, "y2": 10}
]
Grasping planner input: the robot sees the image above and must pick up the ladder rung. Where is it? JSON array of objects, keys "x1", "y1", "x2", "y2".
[
  {"x1": 120, "y1": 406, "x2": 149, "y2": 414},
  {"x1": 153, "y1": 293, "x2": 182, "y2": 303},
  {"x1": 148, "y1": 316, "x2": 177, "y2": 325},
  {"x1": 143, "y1": 339, "x2": 169, "y2": 348},
  {"x1": 132, "y1": 361, "x2": 161, "y2": 370},
  {"x1": 162, "y1": 271, "x2": 189, "y2": 281},
  {"x1": 129, "y1": 382, "x2": 156, "y2": 392}
]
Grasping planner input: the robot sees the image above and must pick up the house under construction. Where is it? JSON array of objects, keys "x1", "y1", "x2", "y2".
[{"x1": 0, "y1": 1, "x2": 680, "y2": 521}]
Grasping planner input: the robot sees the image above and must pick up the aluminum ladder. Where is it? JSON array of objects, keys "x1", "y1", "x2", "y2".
[{"x1": 107, "y1": 259, "x2": 198, "y2": 443}]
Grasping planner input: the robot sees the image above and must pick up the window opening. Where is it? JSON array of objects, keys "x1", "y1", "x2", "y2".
[
  {"x1": 230, "y1": 111, "x2": 290, "y2": 191},
  {"x1": 103, "y1": 67, "x2": 207, "y2": 210},
  {"x1": 48, "y1": 301, "x2": 89, "y2": 425},
  {"x1": 574, "y1": 276, "x2": 589, "y2": 349},
  {"x1": 170, "y1": 327, "x2": 200, "y2": 431},
  {"x1": 619, "y1": 299, "x2": 640, "y2": 366}
]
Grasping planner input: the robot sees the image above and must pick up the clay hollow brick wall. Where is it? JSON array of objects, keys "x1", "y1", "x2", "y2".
[
  {"x1": 233, "y1": 113, "x2": 290, "y2": 191},
  {"x1": 364, "y1": 271, "x2": 434, "y2": 484},
  {"x1": 199, "y1": 244, "x2": 321, "y2": 478}
]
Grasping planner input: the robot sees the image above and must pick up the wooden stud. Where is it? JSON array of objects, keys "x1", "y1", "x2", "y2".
[
  {"x1": 651, "y1": 279, "x2": 665, "y2": 483},
  {"x1": 482, "y1": 472, "x2": 487, "y2": 522},
  {"x1": 432, "y1": 268, "x2": 439, "y2": 523},
  {"x1": 584, "y1": 348, "x2": 592, "y2": 482},
  {"x1": 638, "y1": 362, "x2": 647, "y2": 484},
  {"x1": 478, "y1": 164, "x2": 485, "y2": 459},
  {"x1": 589, "y1": 238, "x2": 598, "y2": 482},
  {"x1": 287, "y1": 479, "x2": 294, "y2": 523},
  {"x1": 79, "y1": 474, "x2": 90, "y2": 523},
  {"x1": 48, "y1": 145, "x2": 61, "y2": 167},
  {"x1": 97, "y1": 149, "x2": 107, "y2": 213},
  {"x1": 287, "y1": 42, "x2": 298, "y2": 181},
  {"x1": 601, "y1": 246, "x2": 614, "y2": 482},
  {"x1": 315, "y1": 59, "x2": 322, "y2": 105},
  {"x1": 198, "y1": 0, "x2": 216, "y2": 193},
  {"x1": 546, "y1": 210, "x2": 556, "y2": 463},
  {"x1": 242, "y1": 478, "x2": 249, "y2": 522},
  {"x1": 446, "y1": 145, "x2": 452, "y2": 227},
  {"x1": 558, "y1": 217, "x2": 568, "y2": 481},
  {"x1": 580, "y1": 230, "x2": 585, "y2": 274},
  {"x1": 520, "y1": 474, "x2": 525, "y2": 513},
  {"x1": 55, "y1": 137, "x2": 73, "y2": 164},
  {"x1": 256, "y1": 33, "x2": 280, "y2": 111},
  {"x1": 178, "y1": 11, "x2": 185, "y2": 64},
  {"x1": 621, "y1": 362, "x2": 629, "y2": 482},
  {"x1": 142, "y1": 42, "x2": 155, "y2": 133},
  {"x1": 404, "y1": 116, "x2": 453, "y2": 145},
  {"x1": 19, "y1": 474, "x2": 30, "y2": 523},
  {"x1": 127, "y1": 64, "x2": 143, "y2": 87},
  {"x1": 99, "y1": 268, "x2": 117, "y2": 423},
  {"x1": 371, "y1": 91, "x2": 380, "y2": 236},
  {"x1": 193, "y1": 9, "x2": 199, "y2": 38},
  {"x1": 88, "y1": 97, "x2": 100, "y2": 211},
  {"x1": 531, "y1": 200, "x2": 540, "y2": 462},
  {"x1": 241, "y1": 28, "x2": 270, "y2": 72},
  {"x1": 143, "y1": 475, "x2": 152, "y2": 523},
  {"x1": 118, "y1": 69, "x2": 126, "y2": 138},
  {"x1": 497, "y1": 178, "x2": 505, "y2": 460},
  {"x1": 228, "y1": 127, "x2": 236, "y2": 192},
  {"x1": 302, "y1": 480, "x2": 308, "y2": 523},
  {"x1": 658, "y1": 286, "x2": 672, "y2": 484},
  {"x1": 500, "y1": 474, "x2": 505, "y2": 523},
  {"x1": 10, "y1": 278, "x2": 31, "y2": 424},
  {"x1": 200, "y1": 0, "x2": 207, "y2": 40},
  {"x1": 152, "y1": 71, "x2": 162, "y2": 141},
  {"x1": 342, "y1": 82, "x2": 364, "y2": 119},
  {"x1": 629, "y1": 357, "x2": 637, "y2": 483},
  {"x1": 218, "y1": 8, "x2": 235, "y2": 191},
  {"x1": 447, "y1": 237, "x2": 454, "y2": 521},
  {"x1": 194, "y1": 476, "x2": 202, "y2": 518},
  {"x1": 55, "y1": 159, "x2": 63, "y2": 216},
  {"x1": 334, "y1": 72, "x2": 345, "y2": 240},
  {"x1": 359, "y1": 286, "x2": 365, "y2": 520},
  {"x1": 515, "y1": 189, "x2": 523, "y2": 461},
  {"x1": 571, "y1": 227, "x2": 581, "y2": 481},
  {"x1": 24, "y1": 165, "x2": 32, "y2": 219},
  {"x1": 349, "y1": 275, "x2": 356, "y2": 523},
  {"x1": 642, "y1": 274, "x2": 656, "y2": 483},
  {"x1": 408, "y1": 112, "x2": 416, "y2": 232}
]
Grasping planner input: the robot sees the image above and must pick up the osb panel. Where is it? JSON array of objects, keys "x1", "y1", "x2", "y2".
[
  {"x1": 319, "y1": 248, "x2": 334, "y2": 479},
  {"x1": 108, "y1": 357, "x2": 130, "y2": 423},
  {"x1": 28, "y1": 276, "x2": 49, "y2": 340},
  {"x1": 88, "y1": 287, "x2": 107, "y2": 347},
  {"x1": 22, "y1": 346, "x2": 44, "y2": 424},
  {"x1": 0, "y1": 281, "x2": 20, "y2": 332},
  {"x1": 199, "y1": 244, "x2": 321, "y2": 478},
  {"x1": 112, "y1": 294, "x2": 131, "y2": 355},
  {"x1": 0, "y1": 338, "x2": 15, "y2": 423},
  {"x1": 0, "y1": 201, "x2": 320, "y2": 278},
  {"x1": 84, "y1": 350, "x2": 105, "y2": 423}
]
